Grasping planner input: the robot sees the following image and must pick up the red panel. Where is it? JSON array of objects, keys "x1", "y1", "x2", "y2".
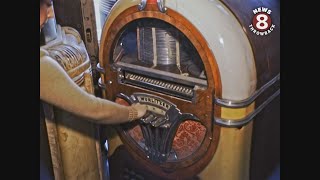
[
  {"x1": 147, "y1": 0, "x2": 157, "y2": 4},
  {"x1": 172, "y1": 121, "x2": 206, "y2": 159}
]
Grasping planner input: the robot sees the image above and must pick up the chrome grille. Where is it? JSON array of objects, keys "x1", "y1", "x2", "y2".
[
  {"x1": 122, "y1": 72, "x2": 194, "y2": 99},
  {"x1": 48, "y1": 45, "x2": 85, "y2": 71}
]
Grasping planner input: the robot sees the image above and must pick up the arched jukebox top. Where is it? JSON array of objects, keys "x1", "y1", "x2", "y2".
[{"x1": 97, "y1": 0, "x2": 279, "y2": 179}]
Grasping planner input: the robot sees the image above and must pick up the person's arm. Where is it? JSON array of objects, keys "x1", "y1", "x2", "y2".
[{"x1": 40, "y1": 55, "x2": 145, "y2": 124}]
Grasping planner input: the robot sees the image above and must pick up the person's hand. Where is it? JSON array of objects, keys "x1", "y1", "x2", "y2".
[{"x1": 130, "y1": 103, "x2": 148, "y2": 120}]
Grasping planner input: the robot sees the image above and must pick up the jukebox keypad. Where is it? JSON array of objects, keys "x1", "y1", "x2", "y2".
[
  {"x1": 141, "y1": 111, "x2": 168, "y2": 127},
  {"x1": 117, "y1": 93, "x2": 199, "y2": 163}
]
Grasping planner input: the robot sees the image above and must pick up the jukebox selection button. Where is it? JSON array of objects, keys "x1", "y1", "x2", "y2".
[
  {"x1": 151, "y1": 117, "x2": 167, "y2": 127},
  {"x1": 182, "y1": 88, "x2": 186, "y2": 93},
  {"x1": 141, "y1": 113, "x2": 157, "y2": 123}
]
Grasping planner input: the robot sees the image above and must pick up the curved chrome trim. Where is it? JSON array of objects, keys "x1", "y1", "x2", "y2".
[
  {"x1": 157, "y1": 0, "x2": 167, "y2": 13},
  {"x1": 116, "y1": 93, "x2": 134, "y2": 104},
  {"x1": 215, "y1": 89, "x2": 280, "y2": 128},
  {"x1": 73, "y1": 72, "x2": 85, "y2": 86},
  {"x1": 138, "y1": 0, "x2": 147, "y2": 11},
  {"x1": 96, "y1": 63, "x2": 105, "y2": 74},
  {"x1": 98, "y1": 78, "x2": 106, "y2": 89},
  {"x1": 215, "y1": 74, "x2": 280, "y2": 108}
]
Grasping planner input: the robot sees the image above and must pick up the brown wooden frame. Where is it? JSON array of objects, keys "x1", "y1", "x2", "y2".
[{"x1": 99, "y1": 4, "x2": 223, "y2": 179}]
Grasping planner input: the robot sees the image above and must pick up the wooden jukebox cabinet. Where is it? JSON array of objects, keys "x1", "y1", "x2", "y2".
[
  {"x1": 40, "y1": 14, "x2": 104, "y2": 179},
  {"x1": 97, "y1": 0, "x2": 279, "y2": 179}
]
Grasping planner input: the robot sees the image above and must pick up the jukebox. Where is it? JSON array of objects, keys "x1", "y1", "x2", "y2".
[
  {"x1": 40, "y1": 0, "x2": 280, "y2": 179},
  {"x1": 40, "y1": 3, "x2": 104, "y2": 180},
  {"x1": 97, "y1": 0, "x2": 280, "y2": 179}
]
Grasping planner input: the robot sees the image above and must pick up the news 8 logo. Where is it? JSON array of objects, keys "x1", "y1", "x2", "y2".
[{"x1": 249, "y1": 7, "x2": 276, "y2": 36}]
